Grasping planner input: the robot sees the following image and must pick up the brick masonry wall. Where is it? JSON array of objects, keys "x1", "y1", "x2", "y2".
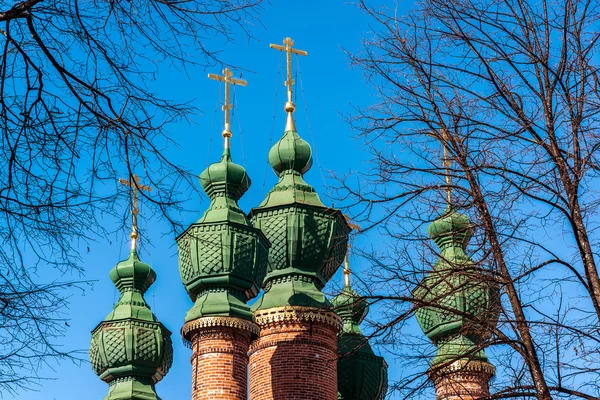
[
  {"x1": 189, "y1": 326, "x2": 252, "y2": 400},
  {"x1": 249, "y1": 314, "x2": 339, "y2": 400},
  {"x1": 432, "y1": 366, "x2": 494, "y2": 400}
]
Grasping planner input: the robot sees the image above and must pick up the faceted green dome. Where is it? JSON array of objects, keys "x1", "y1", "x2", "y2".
[
  {"x1": 250, "y1": 127, "x2": 350, "y2": 311},
  {"x1": 268, "y1": 130, "x2": 313, "y2": 176},
  {"x1": 334, "y1": 279, "x2": 388, "y2": 400},
  {"x1": 332, "y1": 285, "x2": 368, "y2": 335},
  {"x1": 414, "y1": 207, "x2": 500, "y2": 366},
  {"x1": 200, "y1": 148, "x2": 250, "y2": 201},
  {"x1": 90, "y1": 250, "x2": 173, "y2": 400},
  {"x1": 427, "y1": 205, "x2": 472, "y2": 250},
  {"x1": 177, "y1": 146, "x2": 269, "y2": 331},
  {"x1": 109, "y1": 251, "x2": 155, "y2": 294}
]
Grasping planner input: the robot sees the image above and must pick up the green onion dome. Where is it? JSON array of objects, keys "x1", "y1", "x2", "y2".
[
  {"x1": 90, "y1": 250, "x2": 173, "y2": 400},
  {"x1": 333, "y1": 282, "x2": 388, "y2": 400},
  {"x1": 177, "y1": 147, "x2": 270, "y2": 331},
  {"x1": 331, "y1": 285, "x2": 368, "y2": 335},
  {"x1": 197, "y1": 148, "x2": 251, "y2": 225},
  {"x1": 250, "y1": 127, "x2": 350, "y2": 311},
  {"x1": 268, "y1": 130, "x2": 313, "y2": 176},
  {"x1": 414, "y1": 206, "x2": 500, "y2": 366}
]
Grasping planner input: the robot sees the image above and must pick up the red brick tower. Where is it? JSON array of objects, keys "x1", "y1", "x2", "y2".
[
  {"x1": 184, "y1": 318, "x2": 258, "y2": 400},
  {"x1": 176, "y1": 68, "x2": 270, "y2": 400},
  {"x1": 430, "y1": 360, "x2": 496, "y2": 400},
  {"x1": 248, "y1": 37, "x2": 351, "y2": 400}
]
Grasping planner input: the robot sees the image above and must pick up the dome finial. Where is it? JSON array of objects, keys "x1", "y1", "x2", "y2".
[
  {"x1": 118, "y1": 173, "x2": 151, "y2": 251},
  {"x1": 343, "y1": 250, "x2": 352, "y2": 287},
  {"x1": 270, "y1": 37, "x2": 307, "y2": 132},
  {"x1": 342, "y1": 216, "x2": 362, "y2": 287},
  {"x1": 208, "y1": 67, "x2": 247, "y2": 149},
  {"x1": 440, "y1": 127, "x2": 452, "y2": 205}
]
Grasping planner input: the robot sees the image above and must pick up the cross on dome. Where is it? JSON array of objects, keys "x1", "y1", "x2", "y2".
[
  {"x1": 208, "y1": 67, "x2": 247, "y2": 149},
  {"x1": 270, "y1": 37, "x2": 307, "y2": 131},
  {"x1": 118, "y1": 173, "x2": 151, "y2": 250}
]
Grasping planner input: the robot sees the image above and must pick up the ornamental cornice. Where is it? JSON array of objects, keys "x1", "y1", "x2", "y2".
[
  {"x1": 429, "y1": 359, "x2": 496, "y2": 380},
  {"x1": 182, "y1": 316, "x2": 259, "y2": 341},
  {"x1": 254, "y1": 306, "x2": 342, "y2": 330}
]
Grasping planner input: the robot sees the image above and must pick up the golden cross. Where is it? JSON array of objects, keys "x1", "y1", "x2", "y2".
[
  {"x1": 343, "y1": 215, "x2": 362, "y2": 287},
  {"x1": 441, "y1": 128, "x2": 452, "y2": 205},
  {"x1": 119, "y1": 174, "x2": 152, "y2": 251},
  {"x1": 270, "y1": 37, "x2": 307, "y2": 131},
  {"x1": 208, "y1": 67, "x2": 247, "y2": 149}
]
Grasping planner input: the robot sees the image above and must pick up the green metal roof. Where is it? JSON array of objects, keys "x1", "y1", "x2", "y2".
[
  {"x1": 250, "y1": 127, "x2": 350, "y2": 310},
  {"x1": 414, "y1": 206, "x2": 500, "y2": 366},
  {"x1": 177, "y1": 147, "x2": 269, "y2": 330},
  {"x1": 333, "y1": 281, "x2": 388, "y2": 400},
  {"x1": 90, "y1": 250, "x2": 173, "y2": 400}
]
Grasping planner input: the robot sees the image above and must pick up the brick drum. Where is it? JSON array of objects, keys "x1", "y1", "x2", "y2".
[
  {"x1": 188, "y1": 324, "x2": 253, "y2": 400},
  {"x1": 249, "y1": 307, "x2": 340, "y2": 400},
  {"x1": 431, "y1": 361, "x2": 495, "y2": 400}
]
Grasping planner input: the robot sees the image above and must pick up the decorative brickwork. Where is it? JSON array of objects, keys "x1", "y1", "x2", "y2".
[
  {"x1": 185, "y1": 317, "x2": 256, "y2": 400},
  {"x1": 249, "y1": 307, "x2": 340, "y2": 400},
  {"x1": 430, "y1": 360, "x2": 495, "y2": 400}
]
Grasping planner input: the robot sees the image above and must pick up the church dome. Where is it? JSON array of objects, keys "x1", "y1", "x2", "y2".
[
  {"x1": 200, "y1": 148, "x2": 250, "y2": 200},
  {"x1": 426, "y1": 205, "x2": 472, "y2": 250},
  {"x1": 334, "y1": 278, "x2": 388, "y2": 400},
  {"x1": 268, "y1": 130, "x2": 313, "y2": 176},
  {"x1": 331, "y1": 284, "x2": 368, "y2": 330},
  {"x1": 177, "y1": 145, "x2": 269, "y2": 329},
  {"x1": 90, "y1": 250, "x2": 173, "y2": 397},
  {"x1": 414, "y1": 206, "x2": 500, "y2": 366},
  {"x1": 250, "y1": 125, "x2": 350, "y2": 311},
  {"x1": 109, "y1": 250, "x2": 155, "y2": 294}
]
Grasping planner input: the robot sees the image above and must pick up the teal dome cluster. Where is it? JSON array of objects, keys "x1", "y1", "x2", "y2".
[
  {"x1": 414, "y1": 207, "x2": 500, "y2": 366},
  {"x1": 250, "y1": 127, "x2": 350, "y2": 310},
  {"x1": 333, "y1": 282, "x2": 388, "y2": 400},
  {"x1": 177, "y1": 147, "x2": 270, "y2": 327},
  {"x1": 90, "y1": 250, "x2": 173, "y2": 400}
]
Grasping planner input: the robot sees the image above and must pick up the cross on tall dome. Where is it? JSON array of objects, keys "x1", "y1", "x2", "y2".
[
  {"x1": 342, "y1": 215, "x2": 361, "y2": 287},
  {"x1": 270, "y1": 37, "x2": 307, "y2": 131},
  {"x1": 441, "y1": 128, "x2": 452, "y2": 205},
  {"x1": 118, "y1": 173, "x2": 151, "y2": 250},
  {"x1": 208, "y1": 67, "x2": 247, "y2": 149}
]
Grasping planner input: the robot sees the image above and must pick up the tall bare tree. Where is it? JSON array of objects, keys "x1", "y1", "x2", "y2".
[
  {"x1": 0, "y1": 0, "x2": 262, "y2": 394},
  {"x1": 337, "y1": 0, "x2": 600, "y2": 398}
]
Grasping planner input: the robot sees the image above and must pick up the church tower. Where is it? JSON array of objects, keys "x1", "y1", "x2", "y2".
[
  {"x1": 332, "y1": 250, "x2": 388, "y2": 400},
  {"x1": 90, "y1": 175, "x2": 173, "y2": 400},
  {"x1": 176, "y1": 68, "x2": 270, "y2": 400},
  {"x1": 414, "y1": 203, "x2": 500, "y2": 398},
  {"x1": 247, "y1": 37, "x2": 351, "y2": 400}
]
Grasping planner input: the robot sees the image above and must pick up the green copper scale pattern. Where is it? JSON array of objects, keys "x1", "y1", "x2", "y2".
[
  {"x1": 332, "y1": 283, "x2": 388, "y2": 400},
  {"x1": 176, "y1": 148, "x2": 270, "y2": 326},
  {"x1": 413, "y1": 206, "x2": 500, "y2": 366},
  {"x1": 90, "y1": 250, "x2": 173, "y2": 400},
  {"x1": 250, "y1": 128, "x2": 351, "y2": 310}
]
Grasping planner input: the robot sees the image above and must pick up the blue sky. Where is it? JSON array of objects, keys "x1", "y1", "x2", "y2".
[{"x1": 23, "y1": 2, "x2": 424, "y2": 399}]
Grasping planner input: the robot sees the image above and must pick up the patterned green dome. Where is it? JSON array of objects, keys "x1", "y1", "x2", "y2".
[
  {"x1": 331, "y1": 285, "x2": 368, "y2": 335},
  {"x1": 427, "y1": 205, "x2": 472, "y2": 250},
  {"x1": 250, "y1": 127, "x2": 350, "y2": 310},
  {"x1": 414, "y1": 207, "x2": 500, "y2": 366},
  {"x1": 333, "y1": 280, "x2": 388, "y2": 400},
  {"x1": 177, "y1": 147, "x2": 269, "y2": 329},
  {"x1": 197, "y1": 148, "x2": 251, "y2": 225},
  {"x1": 268, "y1": 130, "x2": 312, "y2": 176},
  {"x1": 200, "y1": 148, "x2": 250, "y2": 201},
  {"x1": 90, "y1": 250, "x2": 173, "y2": 400}
]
